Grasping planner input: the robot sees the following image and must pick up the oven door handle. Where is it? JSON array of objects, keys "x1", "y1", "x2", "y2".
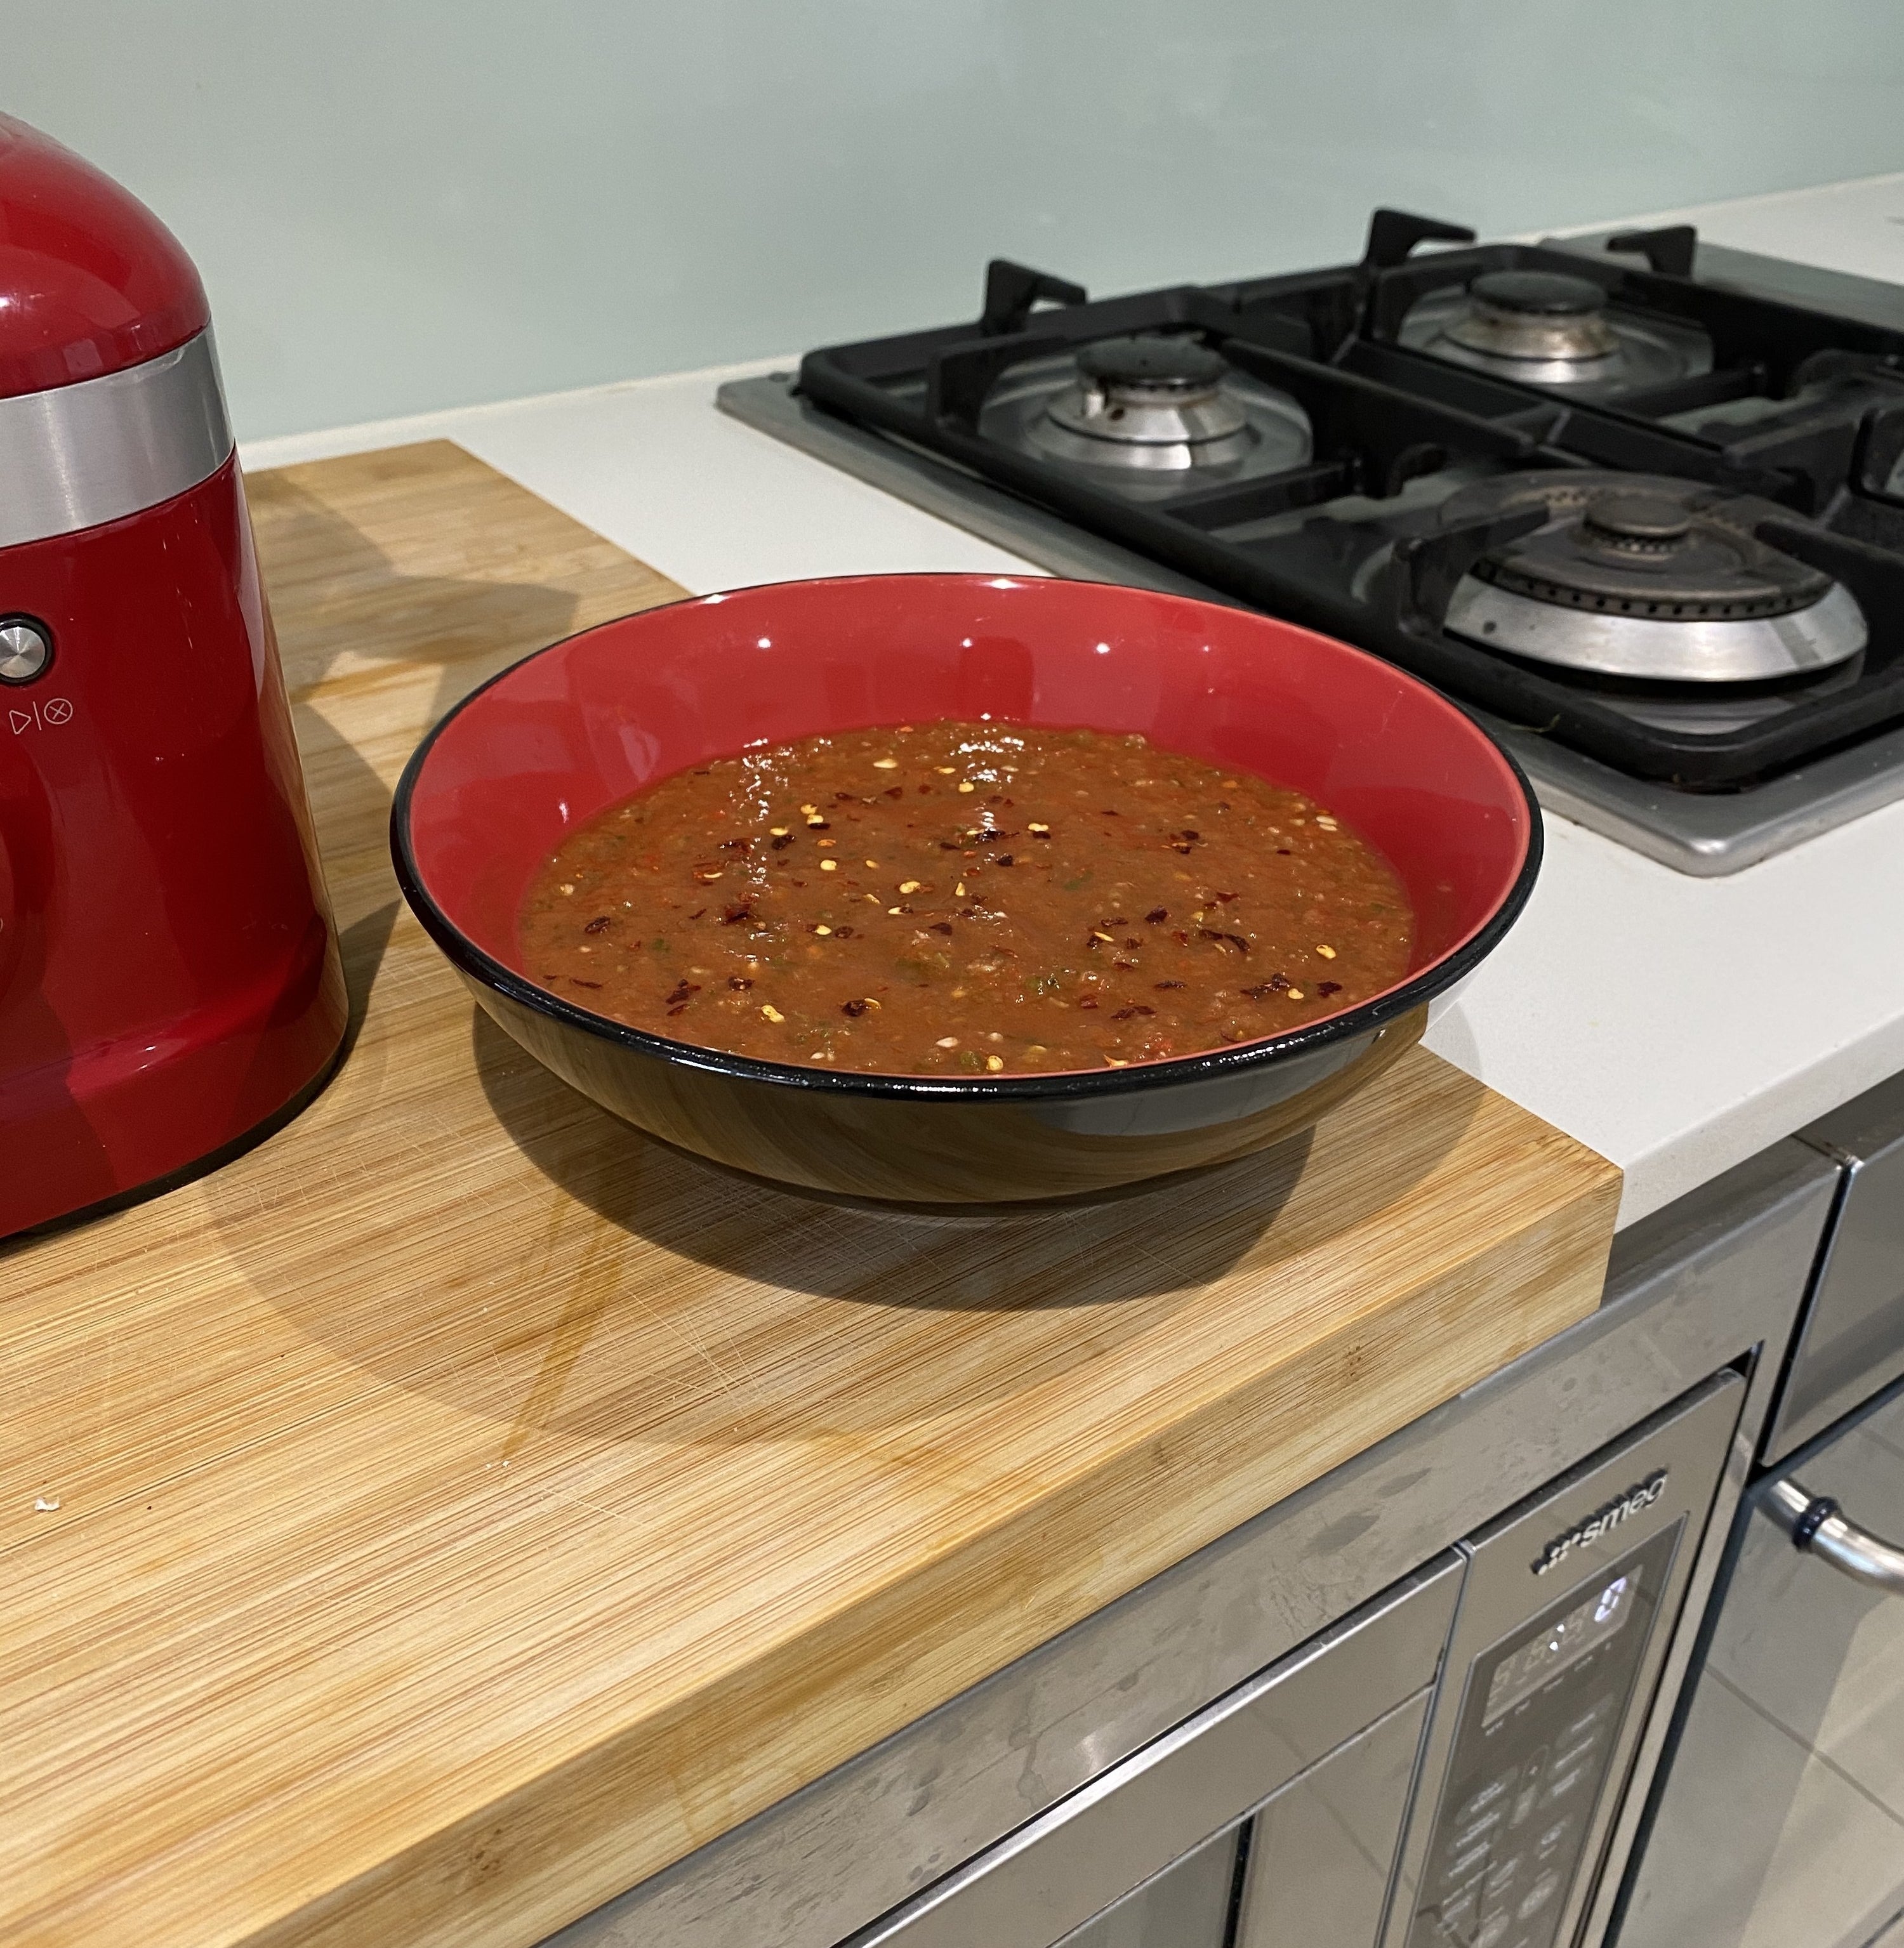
[{"x1": 1766, "y1": 1477, "x2": 1904, "y2": 1593}]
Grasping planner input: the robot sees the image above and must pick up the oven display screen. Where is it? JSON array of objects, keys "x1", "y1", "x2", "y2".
[{"x1": 1483, "y1": 1566, "x2": 1643, "y2": 1727}]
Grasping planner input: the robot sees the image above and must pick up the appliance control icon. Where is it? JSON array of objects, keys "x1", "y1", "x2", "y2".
[{"x1": 0, "y1": 616, "x2": 53, "y2": 685}]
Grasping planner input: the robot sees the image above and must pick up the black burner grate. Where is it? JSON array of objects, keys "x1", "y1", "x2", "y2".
[{"x1": 795, "y1": 211, "x2": 1904, "y2": 789}]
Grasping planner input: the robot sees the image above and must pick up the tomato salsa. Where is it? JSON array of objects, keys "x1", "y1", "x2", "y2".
[{"x1": 518, "y1": 721, "x2": 1413, "y2": 1076}]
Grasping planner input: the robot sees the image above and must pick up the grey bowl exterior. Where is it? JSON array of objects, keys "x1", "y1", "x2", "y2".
[{"x1": 452, "y1": 967, "x2": 1426, "y2": 1204}]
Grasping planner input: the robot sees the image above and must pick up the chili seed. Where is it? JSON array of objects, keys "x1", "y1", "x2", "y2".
[
  {"x1": 1316, "y1": 944, "x2": 1337, "y2": 958},
  {"x1": 958, "y1": 782, "x2": 976, "y2": 794},
  {"x1": 873, "y1": 758, "x2": 899, "y2": 769},
  {"x1": 985, "y1": 1055, "x2": 1004, "y2": 1072},
  {"x1": 821, "y1": 859, "x2": 838, "y2": 871},
  {"x1": 814, "y1": 925, "x2": 832, "y2": 936},
  {"x1": 899, "y1": 879, "x2": 922, "y2": 893},
  {"x1": 761, "y1": 1004, "x2": 785, "y2": 1022},
  {"x1": 936, "y1": 1036, "x2": 959, "y2": 1048}
]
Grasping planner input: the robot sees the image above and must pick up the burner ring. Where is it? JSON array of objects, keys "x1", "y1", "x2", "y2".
[
  {"x1": 1474, "y1": 558, "x2": 1825, "y2": 624},
  {"x1": 1446, "y1": 576, "x2": 1868, "y2": 683},
  {"x1": 1040, "y1": 334, "x2": 1253, "y2": 464},
  {"x1": 1438, "y1": 469, "x2": 1869, "y2": 681},
  {"x1": 1440, "y1": 271, "x2": 1620, "y2": 365}
]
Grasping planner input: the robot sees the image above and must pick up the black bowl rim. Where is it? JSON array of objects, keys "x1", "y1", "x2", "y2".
[{"x1": 389, "y1": 572, "x2": 1544, "y2": 1105}]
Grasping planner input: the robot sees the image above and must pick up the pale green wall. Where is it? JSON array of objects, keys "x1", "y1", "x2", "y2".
[{"x1": 12, "y1": 1, "x2": 1904, "y2": 440}]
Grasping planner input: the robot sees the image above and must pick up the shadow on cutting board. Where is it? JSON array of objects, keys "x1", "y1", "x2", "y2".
[
  {"x1": 279, "y1": 1008, "x2": 1484, "y2": 1452},
  {"x1": 468, "y1": 1006, "x2": 1319, "y2": 1306},
  {"x1": 216, "y1": 931, "x2": 1481, "y2": 1452}
]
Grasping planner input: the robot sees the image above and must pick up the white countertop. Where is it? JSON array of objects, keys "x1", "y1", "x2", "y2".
[{"x1": 245, "y1": 177, "x2": 1904, "y2": 1230}]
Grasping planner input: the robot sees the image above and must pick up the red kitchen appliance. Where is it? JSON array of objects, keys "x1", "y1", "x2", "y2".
[{"x1": 0, "y1": 116, "x2": 345, "y2": 1239}]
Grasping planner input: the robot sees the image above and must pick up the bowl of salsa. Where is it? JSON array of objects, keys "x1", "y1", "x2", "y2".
[{"x1": 392, "y1": 574, "x2": 1539, "y2": 1204}]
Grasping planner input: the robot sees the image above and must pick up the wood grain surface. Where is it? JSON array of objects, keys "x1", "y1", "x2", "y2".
[{"x1": 0, "y1": 442, "x2": 1622, "y2": 1948}]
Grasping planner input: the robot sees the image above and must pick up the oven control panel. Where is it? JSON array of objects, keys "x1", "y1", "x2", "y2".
[
  {"x1": 1406, "y1": 1527, "x2": 1679, "y2": 1948},
  {"x1": 1382, "y1": 1371, "x2": 1744, "y2": 1948}
]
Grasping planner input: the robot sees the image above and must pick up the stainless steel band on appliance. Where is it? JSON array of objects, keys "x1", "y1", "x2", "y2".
[{"x1": 0, "y1": 329, "x2": 232, "y2": 549}]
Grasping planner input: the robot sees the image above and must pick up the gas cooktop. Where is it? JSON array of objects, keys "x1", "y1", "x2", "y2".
[{"x1": 718, "y1": 211, "x2": 1904, "y2": 872}]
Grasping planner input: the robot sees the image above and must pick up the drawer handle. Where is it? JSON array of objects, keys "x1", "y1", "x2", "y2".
[{"x1": 1767, "y1": 1477, "x2": 1904, "y2": 1594}]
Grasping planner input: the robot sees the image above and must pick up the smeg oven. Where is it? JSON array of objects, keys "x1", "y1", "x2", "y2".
[{"x1": 840, "y1": 1374, "x2": 1743, "y2": 1948}]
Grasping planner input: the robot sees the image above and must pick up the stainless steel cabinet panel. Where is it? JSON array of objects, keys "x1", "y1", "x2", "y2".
[
  {"x1": 1778, "y1": 1072, "x2": 1904, "y2": 1462},
  {"x1": 1235, "y1": 1690, "x2": 1433, "y2": 1948},
  {"x1": 843, "y1": 1562, "x2": 1459, "y2": 1948},
  {"x1": 1061, "y1": 1827, "x2": 1239, "y2": 1948},
  {"x1": 1619, "y1": 1385, "x2": 1904, "y2": 1948}
]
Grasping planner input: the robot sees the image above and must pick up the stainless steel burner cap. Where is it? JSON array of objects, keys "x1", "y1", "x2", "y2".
[
  {"x1": 1041, "y1": 335, "x2": 1252, "y2": 468},
  {"x1": 1580, "y1": 491, "x2": 1696, "y2": 550},
  {"x1": 1442, "y1": 272, "x2": 1620, "y2": 364},
  {"x1": 1075, "y1": 336, "x2": 1229, "y2": 391}
]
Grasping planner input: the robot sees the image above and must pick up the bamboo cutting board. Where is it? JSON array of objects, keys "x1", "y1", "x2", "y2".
[{"x1": 0, "y1": 442, "x2": 1621, "y2": 1948}]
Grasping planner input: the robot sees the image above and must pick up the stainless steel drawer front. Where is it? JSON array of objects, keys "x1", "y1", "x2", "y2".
[
  {"x1": 1234, "y1": 1689, "x2": 1436, "y2": 1948},
  {"x1": 1619, "y1": 1380, "x2": 1904, "y2": 1948},
  {"x1": 1384, "y1": 1371, "x2": 1744, "y2": 1948},
  {"x1": 842, "y1": 1558, "x2": 1460, "y2": 1948},
  {"x1": 1779, "y1": 1069, "x2": 1904, "y2": 1462},
  {"x1": 0, "y1": 329, "x2": 232, "y2": 547}
]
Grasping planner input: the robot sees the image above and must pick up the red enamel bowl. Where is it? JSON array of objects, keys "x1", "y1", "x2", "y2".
[{"x1": 392, "y1": 574, "x2": 1539, "y2": 1204}]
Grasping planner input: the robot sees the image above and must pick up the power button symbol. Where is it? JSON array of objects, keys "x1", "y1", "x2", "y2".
[{"x1": 0, "y1": 616, "x2": 53, "y2": 685}]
